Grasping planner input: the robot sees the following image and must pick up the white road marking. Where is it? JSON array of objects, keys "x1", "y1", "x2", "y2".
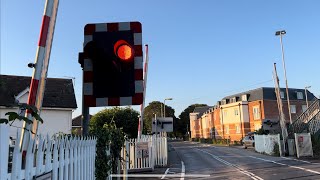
[
  {"x1": 197, "y1": 148, "x2": 264, "y2": 180},
  {"x1": 249, "y1": 156, "x2": 320, "y2": 175},
  {"x1": 180, "y1": 161, "x2": 185, "y2": 180},
  {"x1": 281, "y1": 156, "x2": 320, "y2": 164},
  {"x1": 110, "y1": 174, "x2": 210, "y2": 178},
  {"x1": 161, "y1": 168, "x2": 170, "y2": 179}
]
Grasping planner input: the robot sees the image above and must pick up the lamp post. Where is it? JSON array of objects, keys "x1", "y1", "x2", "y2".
[
  {"x1": 305, "y1": 86, "x2": 311, "y2": 108},
  {"x1": 163, "y1": 98, "x2": 173, "y2": 117},
  {"x1": 275, "y1": 30, "x2": 292, "y2": 124}
]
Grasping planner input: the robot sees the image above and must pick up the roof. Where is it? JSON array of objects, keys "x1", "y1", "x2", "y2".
[
  {"x1": 72, "y1": 114, "x2": 92, "y2": 126},
  {"x1": 221, "y1": 87, "x2": 316, "y2": 102},
  {"x1": 193, "y1": 106, "x2": 213, "y2": 117},
  {"x1": 0, "y1": 74, "x2": 77, "y2": 108}
]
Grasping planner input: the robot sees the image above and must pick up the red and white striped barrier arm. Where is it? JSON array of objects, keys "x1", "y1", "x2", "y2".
[
  {"x1": 138, "y1": 44, "x2": 149, "y2": 138},
  {"x1": 21, "y1": 0, "x2": 59, "y2": 149}
]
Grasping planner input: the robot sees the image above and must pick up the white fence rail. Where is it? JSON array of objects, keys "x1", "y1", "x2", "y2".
[
  {"x1": 0, "y1": 124, "x2": 97, "y2": 180},
  {"x1": 120, "y1": 133, "x2": 168, "y2": 173},
  {"x1": 254, "y1": 134, "x2": 282, "y2": 156}
]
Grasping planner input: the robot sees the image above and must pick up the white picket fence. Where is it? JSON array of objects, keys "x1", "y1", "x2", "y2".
[
  {"x1": 254, "y1": 134, "x2": 282, "y2": 156},
  {"x1": 0, "y1": 124, "x2": 97, "y2": 180},
  {"x1": 120, "y1": 133, "x2": 168, "y2": 173}
]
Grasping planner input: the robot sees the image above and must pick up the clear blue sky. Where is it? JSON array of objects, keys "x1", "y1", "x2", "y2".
[{"x1": 1, "y1": 0, "x2": 320, "y2": 117}]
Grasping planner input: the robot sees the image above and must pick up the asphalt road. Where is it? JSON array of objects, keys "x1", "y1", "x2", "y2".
[{"x1": 159, "y1": 141, "x2": 320, "y2": 180}]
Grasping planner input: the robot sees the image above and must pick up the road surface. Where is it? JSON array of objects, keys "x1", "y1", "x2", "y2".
[{"x1": 159, "y1": 141, "x2": 320, "y2": 180}]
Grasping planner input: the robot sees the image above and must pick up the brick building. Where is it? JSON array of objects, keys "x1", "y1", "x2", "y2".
[{"x1": 190, "y1": 87, "x2": 316, "y2": 141}]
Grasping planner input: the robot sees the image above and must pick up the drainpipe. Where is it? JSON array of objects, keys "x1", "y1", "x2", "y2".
[
  {"x1": 239, "y1": 103, "x2": 244, "y2": 139},
  {"x1": 221, "y1": 107, "x2": 225, "y2": 139}
]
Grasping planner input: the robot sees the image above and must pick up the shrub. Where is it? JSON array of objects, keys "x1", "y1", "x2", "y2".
[
  {"x1": 311, "y1": 134, "x2": 320, "y2": 157},
  {"x1": 273, "y1": 142, "x2": 280, "y2": 156}
]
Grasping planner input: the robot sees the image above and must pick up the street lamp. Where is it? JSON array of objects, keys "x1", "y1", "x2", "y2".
[
  {"x1": 275, "y1": 30, "x2": 292, "y2": 124},
  {"x1": 163, "y1": 98, "x2": 173, "y2": 117},
  {"x1": 305, "y1": 86, "x2": 311, "y2": 108}
]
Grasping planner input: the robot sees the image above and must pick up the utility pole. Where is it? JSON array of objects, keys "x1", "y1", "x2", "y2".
[
  {"x1": 273, "y1": 63, "x2": 288, "y2": 155},
  {"x1": 275, "y1": 30, "x2": 292, "y2": 124}
]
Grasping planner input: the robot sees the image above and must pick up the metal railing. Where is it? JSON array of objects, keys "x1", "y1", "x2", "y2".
[{"x1": 289, "y1": 98, "x2": 320, "y2": 135}]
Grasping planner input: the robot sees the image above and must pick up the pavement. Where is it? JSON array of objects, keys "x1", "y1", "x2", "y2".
[{"x1": 128, "y1": 141, "x2": 320, "y2": 179}]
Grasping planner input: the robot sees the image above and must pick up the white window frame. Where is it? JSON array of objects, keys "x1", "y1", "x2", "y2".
[
  {"x1": 225, "y1": 125, "x2": 229, "y2": 134},
  {"x1": 290, "y1": 105, "x2": 296, "y2": 114},
  {"x1": 236, "y1": 124, "x2": 240, "y2": 133},
  {"x1": 302, "y1": 105, "x2": 307, "y2": 112},
  {"x1": 224, "y1": 110, "x2": 227, "y2": 117},
  {"x1": 222, "y1": 100, "x2": 226, "y2": 105},
  {"x1": 297, "y1": 92, "x2": 303, "y2": 100},
  {"x1": 280, "y1": 91, "x2": 285, "y2": 99},
  {"x1": 234, "y1": 109, "x2": 239, "y2": 116},
  {"x1": 253, "y1": 106, "x2": 260, "y2": 120},
  {"x1": 242, "y1": 94, "x2": 247, "y2": 101}
]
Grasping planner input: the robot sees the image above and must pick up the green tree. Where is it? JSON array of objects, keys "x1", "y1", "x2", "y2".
[
  {"x1": 90, "y1": 107, "x2": 139, "y2": 138},
  {"x1": 143, "y1": 101, "x2": 176, "y2": 134},
  {"x1": 177, "y1": 104, "x2": 207, "y2": 136},
  {"x1": 89, "y1": 107, "x2": 136, "y2": 179}
]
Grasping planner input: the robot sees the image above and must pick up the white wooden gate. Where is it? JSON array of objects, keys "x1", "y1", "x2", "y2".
[{"x1": 120, "y1": 133, "x2": 168, "y2": 173}]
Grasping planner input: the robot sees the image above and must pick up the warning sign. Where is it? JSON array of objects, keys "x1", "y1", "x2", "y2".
[{"x1": 136, "y1": 142, "x2": 149, "y2": 158}]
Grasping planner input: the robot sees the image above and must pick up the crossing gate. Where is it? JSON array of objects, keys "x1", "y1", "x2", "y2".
[{"x1": 121, "y1": 133, "x2": 168, "y2": 173}]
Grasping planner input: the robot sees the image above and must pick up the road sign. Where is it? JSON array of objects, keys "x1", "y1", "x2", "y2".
[
  {"x1": 79, "y1": 21, "x2": 143, "y2": 107},
  {"x1": 136, "y1": 142, "x2": 149, "y2": 158},
  {"x1": 152, "y1": 117, "x2": 173, "y2": 133}
]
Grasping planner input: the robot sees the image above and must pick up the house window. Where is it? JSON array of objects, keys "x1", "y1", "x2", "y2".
[
  {"x1": 224, "y1": 110, "x2": 228, "y2": 117},
  {"x1": 236, "y1": 124, "x2": 240, "y2": 133},
  {"x1": 290, "y1": 105, "x2": 296, "y2": 114},
  {"x1": 225, "y1": 125, "x2": 229, "y2": 134},
  {"x1": 302, "y1": 105, "x2": 307, "y2": 112},
  {"x1": 280, "y1": 91, "x2": 285, "y2": 99},
  {"x1": 297, "y1": 92, "x2": 303, "y2": 100},
  {"x1": 253, "y1": 106, "x2": 260, "y2": 120},
  {"x1": 242, "y1": 94, "x2": 247, "y2": 101},
  {"x1": 230, "y1": 97, "x2": 236, "y2": 103},
  {"x1": 222, "y1": 99, "x2": 229, "y2": 105},
  {"x1": 234, "y1": 109, "x2": 239, "y2": 116}
]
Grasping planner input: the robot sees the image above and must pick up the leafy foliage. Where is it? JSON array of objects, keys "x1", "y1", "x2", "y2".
[
  {"x1": 90, "y1": 107, "x2": 139, "y2": 138},
  {"x1": 89, "y1": 107, "x2": 137, "y2": 179},
  {"x1": 255, "y1": 127, "x2": 268, "y2": 135},
  {"x1": 311, "y1": 134, "x2": 320, "y2": 157},
  {"x1": 176, "y1": 104, "x2": 207, "y2": 137},
  {"x1": 0, "y1": 103, "x2": 43, "y2": 125},
  {"x1": 273, "y1": 142, "x2": 280, "y2": 156},
  {"x1": 143, "y1": 101, "x2": 176, "y2": 134}
]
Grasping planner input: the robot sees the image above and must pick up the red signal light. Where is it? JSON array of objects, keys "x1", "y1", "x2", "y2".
[{"x1": 114, "y1": 40, "x2": 134, "y2": 61}]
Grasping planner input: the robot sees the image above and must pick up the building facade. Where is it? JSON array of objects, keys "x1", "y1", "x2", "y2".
[{"x1": 190, "y1": 87, "x2": 316, "y2": 142}]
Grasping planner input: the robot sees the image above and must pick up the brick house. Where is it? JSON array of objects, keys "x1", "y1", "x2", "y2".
[
  {"x1": 71, "y1": 114, "x2": 92, "y2": 135},
  {"x1": 190, "y1": 87, "x2": 316, "y2": 141},
  {"x1": 0, "y1": 74, "x2": 77, "y2": 137},
  {"x1": 190, "y1": 106, "x2": 212, "y2": 138}
]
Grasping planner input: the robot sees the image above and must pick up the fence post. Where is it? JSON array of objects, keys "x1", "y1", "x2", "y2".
[
  {"x1": 64, "y1": 137, "x2": 70, "y2": 180},
  {"x1": 25, "y1": 131, "x2": 35, "y2": 180},
  {"x1": 0, "y1": 124, "x2": 9, "y2": 180},
  {"x1": 36, "y1": 135, "x2": 45, "y2": 176},
  {"x1": 45, "y1": 134, "x2": 53, "y2": 173},
  {"x1": 52, "y1": 137, "x2": 59, "y2": 180}
]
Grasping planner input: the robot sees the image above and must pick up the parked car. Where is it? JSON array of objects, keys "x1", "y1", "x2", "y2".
[{"x1": 241, "y1": 135, "x2": 255, "y2": 149}]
